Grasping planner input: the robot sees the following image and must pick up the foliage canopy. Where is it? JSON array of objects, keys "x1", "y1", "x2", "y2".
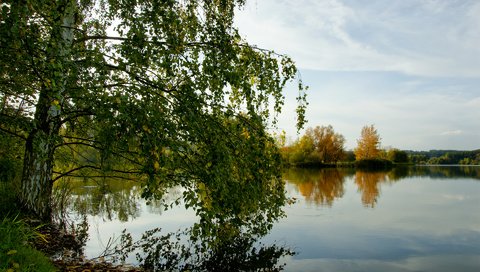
[
  {"x1": 282, "y1": 125, "x2": 345, "y2": 166},
  {"x1": 0, "y1": 0, "x2": 307, "y2": 219}
]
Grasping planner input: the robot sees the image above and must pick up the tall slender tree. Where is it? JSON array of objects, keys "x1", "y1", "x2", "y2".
[
  {"x1": 354, "y1": 125, "x2": 381, "y2": 160},
  {"x1": 0, "y1": 0, "x2": 307, "y2": 220}
]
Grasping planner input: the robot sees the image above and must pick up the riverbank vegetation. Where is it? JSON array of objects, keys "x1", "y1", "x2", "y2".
[
  {"x1": 279, "y1": 124, "x2": 408, "y2": 169},
  {"x1": 279, "y1": 125, "x2": 346, "y2": 167},
  {"x1": 0, "y1": 216, "x2": 56, "y2": 272},
  {"x1": 279, "y1": 124, "x2": 479, "y2": 169}
]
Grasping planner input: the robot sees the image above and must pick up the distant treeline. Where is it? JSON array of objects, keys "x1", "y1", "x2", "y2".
[
  {"x1": 406, "y1": 150, "x2": 480, "y2": 165},
  {"x1": 278, "y1": 124, "x2": 409, "y2": 169},
  {"x1": 289, "y1": 148, "x2": 480, "y2": 166},
  {"x1": 277, "y1": 125, "x2": 480, "y2": 167}
]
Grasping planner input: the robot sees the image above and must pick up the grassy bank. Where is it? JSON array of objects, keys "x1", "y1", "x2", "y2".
[
  {"x1": 0, "y1": 216, "x2": 56, "y2": 272},
  {"x1": 1, "y1": 170, "x2": 57, "y2": 271}
]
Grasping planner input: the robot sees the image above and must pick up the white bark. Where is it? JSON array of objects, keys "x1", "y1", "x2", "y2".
[{"x1": 20, "y1": 1, "x2": 76, "y2": 220}]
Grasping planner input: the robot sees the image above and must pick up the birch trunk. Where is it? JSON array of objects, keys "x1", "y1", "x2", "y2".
[{"x1": 20, "y1": 1, "x2": 76, "y2": 220}]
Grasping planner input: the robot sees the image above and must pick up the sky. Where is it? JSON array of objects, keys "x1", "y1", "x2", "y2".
[{"x1": 234, "y1": 0, "x2": 480, "y2": 151}]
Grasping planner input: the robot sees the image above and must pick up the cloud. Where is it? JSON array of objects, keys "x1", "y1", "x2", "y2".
[
  {"x1": 274, "y1": 70, "x2": 480, "y2": 150},
  {"x1": 440, "y1": 130, "x2": 463, "y2": 136},
  {"x1": 442, "y1": 194, "x2": 466, "y2": 201},
  {"x1": 235, "y1": 0, "x2": 480, "y2": 77},
  {"x1": 237, "y1": 1, "x2": 480, "y2": 150}
]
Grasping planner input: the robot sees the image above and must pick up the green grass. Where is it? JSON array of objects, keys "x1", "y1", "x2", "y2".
[
  {"x1": 0, "y1": 156, "x2": 57, "y2": 271},
  {"x1": 0, "y1": 216, "x2": 57, "y2": 272}
]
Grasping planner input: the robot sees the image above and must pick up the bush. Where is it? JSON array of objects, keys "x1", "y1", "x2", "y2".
[{"x1": 355, "y1": 159, "x2": 393, "y2": 170}]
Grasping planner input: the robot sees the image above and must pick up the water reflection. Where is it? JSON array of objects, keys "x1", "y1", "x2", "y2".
[
  {"x1": 274, "y1": 166, "x2": 480, "y2": 272},
  {"x1": 60, "y1": 166, "x2": 480, "y2": 222},
  {"x1": 286, "y1": 166, "x2": 480, "y2": 208},
  {"x1": 284, "y1": 168, "x2": 353, "y2": 206},
  {"x1": 354, "y1": 171, "x2": 397, "y2": 207},
  {"x1": 59, "y1": 179, "x2": 143, "y2": 222},
  {"x1": 108, "y1": 225, "x2": 295, "y2": 271},
  {"x1": 56, "y1": 175, "x2": 294, "y2": 270},
  {"x1": 408, "y1": 165, "x2": 480, "y2": 179},
  {"x1": 56, "y1": 165, "x2": 480, "y2": 271}
]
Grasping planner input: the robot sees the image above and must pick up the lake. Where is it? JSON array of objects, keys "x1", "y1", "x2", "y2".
[{"x1": 63, "y1": 166, "x2": 480, "y2": 271}]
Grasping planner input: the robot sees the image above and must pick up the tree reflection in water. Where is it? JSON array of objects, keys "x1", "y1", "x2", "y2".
[
  {"x1": 284, "y1": 168, "x2": 352, "y2": 206},
  {"x1": 103, "y1": 224, "x2": 294, "y2": 271},
  {"x1": 284, "y1": 167, "x2": 400, "y2": 208},
  {"x1": 53, "y1": 166, "x2": 480, "y2": 269},
  {"x1": 59, "y1": 178, "x2": 142, "y2": 222},
  {"x1": 54, "y1": 175, "x2": 294, "y2": 271},
  {"x1": 354, "y1": 171, "x2": 387, "y2": 208}
]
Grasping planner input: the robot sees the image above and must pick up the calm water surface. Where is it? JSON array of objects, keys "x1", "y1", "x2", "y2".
[{"x1": 67, "y1": 166, "x2": 480, "y2": 271}]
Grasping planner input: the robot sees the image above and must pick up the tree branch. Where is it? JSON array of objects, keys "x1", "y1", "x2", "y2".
[
  {"x1": 73, "y1": 35, "x2": 131, "y2": 44},
  {"x1": 52, "y1": 165, "x2": 142, "y2": 182},
  {"x1": 60, "y1": 109, "x2": 94, "y2": 125},
  {"x1": 0, "y1": 125, "x2": 27, "y2": 140}
]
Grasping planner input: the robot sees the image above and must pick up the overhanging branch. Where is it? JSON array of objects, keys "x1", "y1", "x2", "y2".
[{"x1": 52, "y1": 165, "x2": 142, "y2": 183}]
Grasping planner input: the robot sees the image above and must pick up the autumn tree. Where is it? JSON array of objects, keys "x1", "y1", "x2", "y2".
[
  {"x1": 283, "y1": 125, "x2": 345, "y2": 165},
  {"x1": 0, "y1": 0, "x2": 307, "y2": 220},
  {"x1": 305, "y1": 125, "x2": 345, "y2": 163},
  {"x1": 354, "y1": 125, "x2": 381, "y2": 160},
  {"x1": 288, "y1": 133, "x2": 315, "y2": 165}
]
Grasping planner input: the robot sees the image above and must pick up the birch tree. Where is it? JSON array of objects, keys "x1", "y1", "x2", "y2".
[{"x1": 0, "y1": 0, "x2": 307, "y2": 220}]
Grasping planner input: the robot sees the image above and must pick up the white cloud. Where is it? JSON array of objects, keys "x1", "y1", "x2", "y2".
[
  {"x1": 440, "y1": 130, "x2": 463, "y2": 136},
  {"x1": 237, "y1": 1, "x2": 480, "y2": 150},
  {"x1": 274, "y1": 71, "x2": 480, "y2": 150},
  {"x1": 235, "y1": 0, "x2": 480, "y2": 77}
]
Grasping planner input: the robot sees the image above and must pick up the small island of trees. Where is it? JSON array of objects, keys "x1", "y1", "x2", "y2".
[{"x1": 278, "y1": 124, "x2": 479, "y2": 169}]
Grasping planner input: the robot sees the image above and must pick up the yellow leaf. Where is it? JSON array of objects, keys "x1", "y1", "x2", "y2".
[
  {"x1": 7, "y1": 249, "x2": 17, "y2": 255},
  {"x1": 241, "y1": 128, "x2": 250, "y2": 139},
  {"x1": 154, "y1": 161, "x2": 160, "y2": 171},
  {"x1": 13, "y1": 263, "x2": 20, "y2": 269}
]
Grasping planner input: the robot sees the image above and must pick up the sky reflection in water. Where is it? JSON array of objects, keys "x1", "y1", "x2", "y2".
[
  {"x1": 70, "y1": 166, "x2": 480, "y2": 271},
  {"x1": 271, "y1": 166, "x2": 480, "y2": 271}
]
